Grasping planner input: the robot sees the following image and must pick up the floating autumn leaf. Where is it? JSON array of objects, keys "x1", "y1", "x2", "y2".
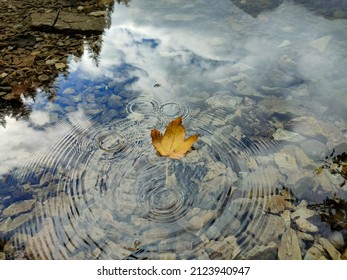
[{"x1": 151, "y1": 116, "x2": 198, "y2": 159}]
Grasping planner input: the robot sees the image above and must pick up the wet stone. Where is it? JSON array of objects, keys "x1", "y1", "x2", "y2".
[
  {"x1": 42, "y1": 194, "x2": 72, "y2": 217},
  {"x1": 265, "y1": 195, "x2": 295, "y2": 214},
  {"x1": 57, "y1": 96, "x2": 74, "y2": 106},
  {"x1": 294, "y1": 217, "x2": 319, "y2": 233},
  {"x1": 56, "y1": 41, "x2": 65, "y2": 47},
  {"x1": 259, "y1": 97, "x2": 308, "y2": 116},
  {"x1": 309, "y1": 35, "x2": 332, "y2": 53},
  {"x1": 203, "y1": 161, "x2": 232, "y2": 182},
  {"x1": 205, "y1": 93, "x2": 242, "y2": 108},
  {"x1": 0, "y1": 217, "x2": 12, "y2": 232},
  {"x1": 291, "y1": 201, "x2": 316, "y2": 220},
  {"x1": 142, "y1": 227, "x2": 172, "y2": 243},
  {"x1": 292, "y1": 176, "x2": 319, "y2": 200},
  {"x1": 304, "y1": 244, "x2": 327, "y2": 260},
  {"x1": 54, "y1": 11, "x2": 105, "y2": 34},
  {"x1": 30, "y1": 11, "x2": 59, "y2": 29},
  {"x1": 71, "y1": 250, "x2": 86, "y2": 260},
  {"x1": 317, "y1": 169, "x2": 345, "y2": 192},
  {"x1": 183, "y1": 208, "x2": 214, "y2": 233},
  {"x1": 108, "y1": 95, "x2": 123, "y2": 107},
  {"x1": 274, "y1": 149, "x2": 297, "y2": 169},
  {"x1": 205, "y1": 236, "x2": 240, "y2": 260},
  {"x1": 158, "y1": 237, "x2": 193, "y2": 254},
  {"x1": 281, "y1": 210, "x2": 291, "y2": 228},
  {"x1": 62, "y1": 88, "x2": 76, "y2": 95},
  {"x1": 45, "y1": 59, "x2": 59, "y2": 65},
  {"x1": 278, "y1": 228, "x2": 302, "y2": 260},
  {"x1": 88, "y1": 227, "x2": 106, "y2": 243},
  {"x1": 294, "y1": 146, "x2": 313, "y2": 167},
  {"x1": 201, "y1": 225, "x2": 222, "y2": 240},
  {"x1": 244, "y1": 166, "x2": 285, "y2": 188},
  {"x1": 247, "y1": 212, "x2": 286, "y2": 245},
  {"x1": 327, "y1": 231, "x2": 345, "y2": 250},
  {"x1": 89, "y1": 11, "x2": 107, "y2": 17},
  {"x1": 91, "y1": 247, "x2": 102, "y2": 259},
  {"x1": 273, "y1": 128, "x2": 306, "y2": 142},
  {"x1": 24, "y1": 217, "x2": 59, "y2": 259},
  {"x1": 3, "y1": 199, "x2": 36, "y2": 217},
  {"x1": 319, "y1": 237, "x2": 342, "y2": 260},
  {"x1": 38, "y1": 74, "x2": 50, "y2": 82},
  {"x1": 5, "y1": 213, "x2": 34, "y2": 232},
  {"x1": 287, "y1": 116, "x2": 325, "y2": 137},
  {"x1": 297, "y1": 231, "x2": 314, "y2": 241},
  {"x1": 71, "y1": 94, "x2": 82, "y2": 103},
  {"x1": 55, "y1": 62, "x2": 66, "y2": 69},
  {"x1": 159, "y1": 253, "x2": 176, "y2": 260},
  {"x1": 235, "y1": 80, "x2": 261, "y2": 96},
  {"x1": 243, "y1": 241, "x2": 278, "y2": 260}
]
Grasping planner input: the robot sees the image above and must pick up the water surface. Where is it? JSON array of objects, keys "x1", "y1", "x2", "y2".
[{"x1": 1, "y1": 0, "x2": 347, "y2": 259}]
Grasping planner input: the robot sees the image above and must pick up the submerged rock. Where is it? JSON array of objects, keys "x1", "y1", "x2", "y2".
[
  {"x1": 319, "y1": 237, "x2": 342, "y2": 260},
  {"x1": 304, "y1": 244, "x2": 327, "y2": 260},
  {"x1": 3, "y1": 213, "x2": 34, "y2": 232},
  {"x1": 242, "y1": 241, "x2": 278, "y2": 260},
  {"x1": 297, "y1": 231, "x2": 314, "y2": 241},
  {"x1": 327, "y1": 231, "x2": 345, "y2": 251},
  {"x1": 273, "y1": 128, "x2": 306, "y2": 142},
  {"x1": 205, "y1": 93, "x2": 242, "y2": 109},
  {"x1": 159, "y1": 253, "x2": 176, "y2": 260},
  {"x1": 309, "y1": 35, "x2": 332, "y2": 53},
  {"x1": 300, "y1": 139, "x2": 329, "y2": 160},
  {"x1": 183, "y1": 208, "x2": 215, "y2": 233},
  {"x1": 278, "y1": 228, "x2": 302, "y2": 260},
  {"x1": 294, "y1": 217, "x2": 319, "y2": 233},
  {"x1": 291, "y1": 201, "x2": 319, "y2": 233},
  {"x1": 274, "y1": 151, "x2": 297, "y2": 169},
  {"x1": 287, "y1": 116, "x2": 326, "y2": 137},
  {"x1": 2, "y1": 199, "x2": 36, "y2": 217},
  {"x1": 291, "y1": 201, "x2": 316, "y2": 220},
  {"x1": 265, "y1": 195, "x2": 295, "y2": 214},
  {"x1": 205, "y1": 236, "x2": 240, "y2": 259},
  {"x1": 247, "y1": 212, "x2": 286, "y2": 245}
]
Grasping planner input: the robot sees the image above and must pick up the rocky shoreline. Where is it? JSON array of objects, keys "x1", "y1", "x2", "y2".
[{"x1": 0, "y1": 0, "x2": 120, "y2": 125}]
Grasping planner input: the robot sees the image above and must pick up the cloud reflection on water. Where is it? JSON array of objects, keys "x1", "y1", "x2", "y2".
[
  {"x1": 1, "y1": 0, "x2": 347, "y2": 260},
  {"x1": 1, "y1": 0, "x2": 347, "y2": 175},
  {"x1": 0, "y1": 104, "x2": 91, "y2": 175},
  {"x1": 69, "y1": 0, "x2": 347, "y2": 110}
]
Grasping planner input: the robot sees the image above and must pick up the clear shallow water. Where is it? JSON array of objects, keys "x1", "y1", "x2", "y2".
[{"x1": 1, "y1": 0, "x2": 347, "y2": 259}]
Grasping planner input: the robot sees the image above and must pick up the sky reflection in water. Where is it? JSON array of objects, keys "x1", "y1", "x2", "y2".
[
  {"x1": 1, "y1": 0, "x2": 347, "y2": 259},
  {"x1": 2, "y1": 0, "x2": 347, "y2": 174}
]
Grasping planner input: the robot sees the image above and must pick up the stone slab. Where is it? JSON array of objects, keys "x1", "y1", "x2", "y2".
[{"x1": 54, "y1": 11, "x2": 105, "y2": 34}]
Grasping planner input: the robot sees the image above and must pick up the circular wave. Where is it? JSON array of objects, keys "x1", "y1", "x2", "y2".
[
  {"x1": 125, "y1": 97, "x2": 160, "y2": 117},
  {"x1": 4, "y1": 98, "x2": 283, "y2": 260},
  {"x1": 159, "y1": 101, "x2": 191, "y2": 120}
]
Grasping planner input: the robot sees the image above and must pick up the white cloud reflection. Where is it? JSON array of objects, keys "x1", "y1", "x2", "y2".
[
  {"x1": 2, "y1": 0, "x2": 347, "y2": 174},
  {"x1": 0, "y1": 106, "x2": 92, "y2": 175},
  {"x1": 65, "y1": 0, "x2": 347, "y2": 109}
]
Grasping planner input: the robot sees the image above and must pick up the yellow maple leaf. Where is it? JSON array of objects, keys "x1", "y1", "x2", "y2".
[{"x1": 151, "y1": 116, "x2": 198, "y2": 159}]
